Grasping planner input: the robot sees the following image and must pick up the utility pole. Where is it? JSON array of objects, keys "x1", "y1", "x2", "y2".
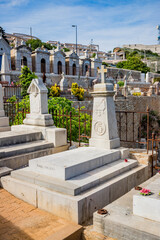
[
  {"x1": 72, "y1": 25, "x2": 77, "y2": 54},
  {"x1": 30, "y1": 27, "x2": 32, "y2": 39}
]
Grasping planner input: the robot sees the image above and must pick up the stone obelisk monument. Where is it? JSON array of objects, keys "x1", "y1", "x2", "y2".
[
  {"x1": 0, "y1": 84, "x2": 11, "y2": 132},
  {"x1": 89, "y1": 65, "x2": 120, "y2": 149}
]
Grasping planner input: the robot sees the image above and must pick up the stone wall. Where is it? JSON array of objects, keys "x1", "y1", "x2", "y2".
[{"x1": 106, "y1": 67, "x2": 142, "y2": 81}]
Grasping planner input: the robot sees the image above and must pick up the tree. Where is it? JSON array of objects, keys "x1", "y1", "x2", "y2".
[
  {"x1": 0, "y1": 26, "x2": 9, "y2": 44},
  {"x1": 19, "y1": 66, "x2": 37, "y2": 96},
  {"x1": 26, "y1": 39, "x2": 53, "y2": 51},
  {"x1": 92, "y1": 53, "x2": 96, "y2": 58},
  {"x1": 102, "y1": 62, "x2": 109, "y2": 67},
  {"x1": 116, "y1": 56, "x2": 150, "y2": 73}
]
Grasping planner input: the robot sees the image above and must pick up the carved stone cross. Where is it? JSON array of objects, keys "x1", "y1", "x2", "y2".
[{"x1": 98, "y1": 65, "x2": 108, "y2": 83}]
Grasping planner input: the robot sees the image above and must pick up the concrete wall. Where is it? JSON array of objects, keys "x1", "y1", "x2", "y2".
[{"x1": 123, "y1": 44, "x2": 160, "y2": 54}]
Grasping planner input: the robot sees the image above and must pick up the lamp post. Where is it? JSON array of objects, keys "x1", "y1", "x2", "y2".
[{"x1": 72, "y1": 25, "x2": 77, "y2": 55}]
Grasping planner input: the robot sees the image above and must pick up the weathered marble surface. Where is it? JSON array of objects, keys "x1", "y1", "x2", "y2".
[
  {"x1": 23, "y1": 78, "x2": 54, "y2": 126},
  {"x1": 89, "y1": 66, "x2": 120, "y2": 149}
]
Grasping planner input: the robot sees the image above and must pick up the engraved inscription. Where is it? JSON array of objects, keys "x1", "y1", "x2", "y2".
[
  {"x1": 94, "y1": 121, "x2": 106, "y2": 136},
  {"x1": 95, "y1": 99, "x2": 105, "y2": 117}
]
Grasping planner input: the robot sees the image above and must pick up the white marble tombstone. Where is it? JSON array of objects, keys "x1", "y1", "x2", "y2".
[
  {"x1": 89, "y1": 65, "x2": 120, "y2": 149},
  {"x1": 0, "y1": 84, "x2": 11, "y2": 131},
  {"x1": 141, "y1": 73, "x2": 145, "y2": 82},
  {"x1": 1, "y1": 53, "x2": 11, "y2": 84},
  {"x1": 23, "y1": 78, "x2": 54, "y2": 126},
  {"x1": 60, "y1": 72, "x2": 68, "y2": 91}
]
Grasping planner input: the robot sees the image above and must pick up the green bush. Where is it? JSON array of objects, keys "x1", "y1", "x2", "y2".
[
  {"x1": 49, "y1": 84, "x2": 60, "y2": 97},
  {"x1": 117, "y1": 81, "x2": 124, "y2": 87},
  {"x1": 116, "y1": 56, "x2": 150, "y2": 73},
  {"x1": 153, "y1": 77, "x2": 160, "y2": 83},
  {"x1": 19, "y1": 66, "x2": 37, "y2": 97},
  {"x1": 71, "y1": 83, "x2": 84, "y2": 101},
  {"x1": 7, "y1": 96, "x2": 92, "y2": 143}
]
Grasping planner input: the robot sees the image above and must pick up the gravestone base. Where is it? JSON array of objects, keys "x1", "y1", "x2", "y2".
[
  {"x1": 0, "y1": 113, "x2": 11, "y2": 132},
  {"x1": 23, "y1": 113, "x2": 54, "y2": 127},
  {"x1": 12, "y1": 124, "x2": 67, "y2": 148},
  {"x1": 89, "y1": 137, "x2": 120, "y2": 149}
]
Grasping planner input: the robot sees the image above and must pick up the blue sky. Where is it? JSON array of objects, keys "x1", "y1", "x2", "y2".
[{"x1": 0, "y1": 0, "x2": 160, "y2": 51}]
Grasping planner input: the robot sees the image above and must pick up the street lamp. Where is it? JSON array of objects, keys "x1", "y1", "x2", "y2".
[{"x1": 72, "y1": 25, "x2": 77, "y2": 55}]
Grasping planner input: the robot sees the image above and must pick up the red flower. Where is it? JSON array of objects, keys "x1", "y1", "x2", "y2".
[{"x1": 124, "y1": 159, "x2": 128, "y2": 162}]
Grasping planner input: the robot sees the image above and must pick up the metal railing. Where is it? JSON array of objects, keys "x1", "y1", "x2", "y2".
[{"x1": 4, "y1": 102, "x2": 152, "y2": 149}]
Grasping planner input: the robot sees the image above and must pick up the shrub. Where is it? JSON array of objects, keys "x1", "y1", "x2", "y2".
[
  {"x1": 132, "y1": 92, "x2": 141, "y2": 96},
  {"x1": 7, "y1": 95, "x2": 17, "y2": 103},
  {"x1": 153, "y1": 77, "x2": 160, "y2": 83},
  {"x1": 117, "y1": 81, "x2": 124, "y2": 87},
  {"x1": 71, "y1": 83, "x2": 84, "y2": 101},
  {"x1": 50, "y1": 84, "x2": 60, "y2": 97},
  {"x1": 19, "y1": 66, "x2": 37, "y2": 97},
  {"x1": 102, "y1": 62, "x2": 109, "y2": 67}
]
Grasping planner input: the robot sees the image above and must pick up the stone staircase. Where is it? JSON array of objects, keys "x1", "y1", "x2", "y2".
[
  {"x1": 0, "y1": 130, "x2": 54, "y2": 170},
  {"x1": 1, "y1": 147, "x2": 149, "y2": 224}
]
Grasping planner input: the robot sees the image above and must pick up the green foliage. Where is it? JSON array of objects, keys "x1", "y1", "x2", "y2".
[
  {"x1": 49, "y1": 84, "x2": 60, "y2": 97},
  {"x1": 0, "y1": 26, "x2": 9, "y2": 44},
  {"x1": 19, "y1": 66, "x2": 37, "y2": 97},
  {"x1": 26, "y1": 39, "x2": 53, "y2": 51},
  {"x1": 71, "y1": 83, "x2": 84, "y2": 101},
  {"x1": 8, "y1": 96, "x2": 91, "y2": 143},
  {"x1": 117, "y1": 81, "x2": 124, "y2": 87},
  {"x1": 116, "y1": 56, "x2": 150, "y2": 73},
  {"x1": 63, "y1": 47, "x2": 70, "y2": 52},
  {"x1": 7, "y1": 95, "x2": 17, "y2": 103},
  {"x1": 102, "y1": 62, "x2": 109, "y2": 67},
  {"x1": 48, "y1": 97, "x2": 91, "y2": 142},
  {"x1": 92, "y1": 53, "x2": 96, "y2": 58},
  {"x1": 153, "y1": 77, "x2": 160, "y2": 83},
  {"x1": 140, "y1": 111, "x2": 160, "y2": 138},
  {"x1": 123, "y1": 48, "x2": 160, "y2": 60}
]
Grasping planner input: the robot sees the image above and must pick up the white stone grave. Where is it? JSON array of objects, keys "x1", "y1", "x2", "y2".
[
  {"x1": 133, "y1": 177, "x2": 160, "y2": 222},
  {"x1": 23, "y1": 78, "x2": 53, "y2": 126},
  {"x1": 1, "y1": 53, "x2": 11, "y2": 84},
  {"x1": 12, "y1": 78, "x2": 67, "y2": 148},
  {"x1": 89, "y1": 65, "x2": 120, "y2": 149},
  {"x1": 0, "y1": 84, "x2": 11, "y2": 132},
  {"x1": 60, "y1": 72, "x2": 68, "y2": 91},
  {"x1": 2, "y1": 68, "x2": 148, "y2": 225}
]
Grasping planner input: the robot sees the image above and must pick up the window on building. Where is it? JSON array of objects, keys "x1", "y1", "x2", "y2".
[
  {"x1": 0, "y1": 55, "x2": 2, "y2": 71},
  {"x1": 41, "y1": 58, "x2": 46, "y2": 73},
  {"x1": 72, "y1": 63, "x2": 76, "y2": 75},
  {"x1": 21, "y1": 56, "x2": 27, "y2": 66},
  {"x1": 57, "y1": 61, "x2": 62, "y2": 74}
]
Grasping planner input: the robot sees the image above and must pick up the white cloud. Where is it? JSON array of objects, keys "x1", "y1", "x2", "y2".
[{"x1": 1, "y1": 1, "x2": 160, "y2": 51}]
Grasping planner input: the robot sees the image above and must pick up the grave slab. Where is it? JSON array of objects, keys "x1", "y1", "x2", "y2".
[{"x1": 133, "y1": 177, "x2": 160, "y2": 222}]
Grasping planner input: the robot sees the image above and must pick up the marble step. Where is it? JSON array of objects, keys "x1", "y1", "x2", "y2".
[
  {"x1": 0, "y1": 117, "x2": 10, "y2": 127},
  {"x1": 11, "y1": 159, "x2": 138, "y2": 196},
  {"x1": 0, "y1": 126, "x2": 11, "y2": 132},
  {"x1": 0, "y1": 167, "x2": 12, "y2": 177},
  {"x1": 29, "y1": 147, "x2": 121, "y2": 180},
  {"x1": 1, "y1": 164, "x2": 148, "y2": 224},
  {"x1": 0, "y1": 140, "x2": 54, "y2": 159},
  {"x1": 0, "y1": 148, "x2": 55, "y2": 170},
  {"x1": 0, "y1": 131, "x2": 42, "y2": 147}
]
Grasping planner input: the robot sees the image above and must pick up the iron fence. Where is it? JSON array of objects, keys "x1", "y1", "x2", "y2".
[
  {"x1": 3, "y1": 86, "x2": 22, "y2": 101},
  {"x1": 4, "y1": 102, "x2": 152, "y2": 149}
]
